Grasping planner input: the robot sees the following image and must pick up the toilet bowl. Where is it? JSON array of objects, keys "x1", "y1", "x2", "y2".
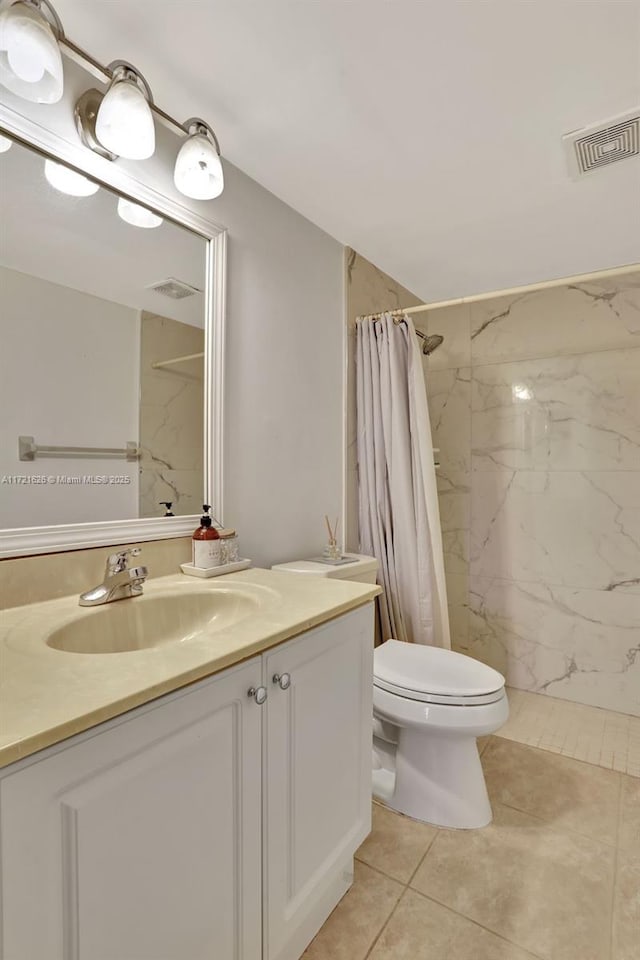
[
  {"x1": 373, "y1": 639, "x2": 508, "y2": 828},
  {"x1": 271, "y1": 554, "x2": 508, "y2": 829}
]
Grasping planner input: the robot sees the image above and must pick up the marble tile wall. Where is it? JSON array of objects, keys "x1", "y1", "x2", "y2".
[
  {"x1": 416, "y1": 273, "x2": 640, "y2": 716},
  {"x1": 138, "y1": 312, "x2": 205, "y2": 519}
]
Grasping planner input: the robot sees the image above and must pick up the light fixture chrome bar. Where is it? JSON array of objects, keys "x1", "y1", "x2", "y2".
[
  {"x1": 19, "y1": 436, "x2": 140, "y2": 462},
  {"x1": 60, "y1": 38, "x2": 110, "y2": 84},
  {"x1": 60, "y1": 38, "x2": 214, "y2": 144}
]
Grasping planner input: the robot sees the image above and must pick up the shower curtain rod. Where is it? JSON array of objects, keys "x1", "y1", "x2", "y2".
[{"x1": 357, "y1": 262, "x2": 639, "y2": 321}]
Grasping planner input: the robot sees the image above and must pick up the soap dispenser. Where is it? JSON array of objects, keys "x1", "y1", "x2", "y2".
[
  {"x1": 159, "y1": 501, "x2": 174, "y2": 517},
  {"x1": 192, "y1": 505, "x2": 222, "y2": 569}
]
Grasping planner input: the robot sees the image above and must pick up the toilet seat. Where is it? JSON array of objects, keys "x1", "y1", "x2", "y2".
[{"x1": 374, "y1": 640, "x2": 505, "y2": 706}]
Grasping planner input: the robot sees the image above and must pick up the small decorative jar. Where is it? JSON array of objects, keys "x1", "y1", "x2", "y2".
[{"x1": 322, "y1": 540, "x2": 342, "y2": 561}]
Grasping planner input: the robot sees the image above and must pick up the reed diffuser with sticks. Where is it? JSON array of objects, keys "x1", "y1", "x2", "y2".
[{"x1": 323, "y1": 515, "x2": 342, "y2": 561}]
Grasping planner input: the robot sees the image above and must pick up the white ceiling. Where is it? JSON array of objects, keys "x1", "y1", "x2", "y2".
[
  {"x1": 42, "y1": 2, "x2": 640, "y2": 300},
  {"x1": 0, "y1": 134, "x2": 206, "y2": 326}
]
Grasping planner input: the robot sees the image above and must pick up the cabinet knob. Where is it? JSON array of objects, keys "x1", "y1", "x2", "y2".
[
  {"x1": 247, "y1": 686, "x2": 267, "y2": 705},
  {"x1": 272, "y1": 672, "x2": 291, "y2": 690}
]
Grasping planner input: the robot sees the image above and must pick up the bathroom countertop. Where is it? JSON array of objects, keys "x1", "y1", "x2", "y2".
[{"x1": 0, "y1": 568, "x2": 381, "y2": 769}]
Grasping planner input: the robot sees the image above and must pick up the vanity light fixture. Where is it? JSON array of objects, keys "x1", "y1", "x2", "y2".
[
  {"x1": 0, "y1": 0, "x2": 64, "y2": 103},
  {"x1": 2, "y1": 0, "x2": 225, "y2": 198},
  {"x1": 94, "y1": 61, "x2": 155, "y2": 160},
  {"x1": 117, "y1": 196, "x2": 163, "y2": 229},
  {"x1": 44, "y1": 157, "x2": 99, "y2": 196},
  {"x1": 174, "y1": 119, "x2": 224, "y2": 200},
  {"x1": 0, "y1": 132, "x2": 12, "y2": 151}
]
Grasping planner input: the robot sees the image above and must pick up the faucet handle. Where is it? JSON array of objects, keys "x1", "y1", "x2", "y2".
[{"x1": 106, "y1": 547, "x2": 142, "y2": 575}]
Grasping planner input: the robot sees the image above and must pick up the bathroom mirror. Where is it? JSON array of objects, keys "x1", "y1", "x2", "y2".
[{"x1": 0, "y1": 109, "x2": 226, "y2": 557}]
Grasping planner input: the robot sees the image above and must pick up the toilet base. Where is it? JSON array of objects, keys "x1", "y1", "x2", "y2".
[
  {"x1": 371, "y1": 765, "x2": 395, "y2": 804},
  {"x1": 372, "y1": 685, "x2": 508, "y2": 829},
  {"x1": 390, "y1": 728, "x2": 492, "y2": 828}
]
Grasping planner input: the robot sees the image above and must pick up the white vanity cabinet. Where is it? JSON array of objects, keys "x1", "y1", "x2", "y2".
[
  {"x1": 0, "y1": 603, "x2": 374, "y2": 960},
  {"x1": 0, "y1": 655, "x2": 264, "y2": 960},
  {"x1": 264, "y1": 607, "x2": 373, "y2": 960}
]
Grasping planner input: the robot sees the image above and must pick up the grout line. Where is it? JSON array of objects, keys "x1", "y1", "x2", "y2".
[
  {"x1": 408, "y1": 887, "x2": 548, "y2": 960},
  {"x1": 494, "y1": 731, "x2": 640, "y2": 780},
  {"x1": 362, "y1": 887, "x2": 407, "y2": 960},
  {"x1": 406, "y1": 829, "x2": 440, "y2": 888},
  {"x1": 494, "y1": 731, "x2": 626, "y2": 772},
  {"x1": 503, "y1": 687, "x2": 633, "y2": 714},
  {"x1": 355, "y1": 827, "x2": 440, "y2": 888},
  {"x1": 609, "y1": 778, "x2": 624, "y2": 960},
  {"x1": 493, "y1": 680, "x2": 640, "y2": 782},
  {"x1": 486, "y1": 799, "x2": 618, "y2": 853},
  {"x1": 354, "y1": 857, "x2": 408, "y2": 888},
  {"x1": 494, "y1": 798, "x2": 619, "y2": 850}
]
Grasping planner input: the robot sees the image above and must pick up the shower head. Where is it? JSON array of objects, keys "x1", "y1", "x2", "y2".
[{"x1": 421, "y1": 333, "x2": 444, "y2": 356}]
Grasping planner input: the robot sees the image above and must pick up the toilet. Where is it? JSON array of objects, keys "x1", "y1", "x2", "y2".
[{"x1": 271, "y1": 554, "x2": 508, "y2": 829}]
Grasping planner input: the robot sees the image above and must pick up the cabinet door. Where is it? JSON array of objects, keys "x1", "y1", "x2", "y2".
[
  {"x1": 0, "y1": 657, "x2": 263, "y2": 960},
  {"x1": 263, "y1": 604, "x2": 374, "y2": 960}
]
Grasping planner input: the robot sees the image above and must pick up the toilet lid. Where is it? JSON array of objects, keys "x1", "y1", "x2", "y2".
[{"x1": 374, "y1": 640, "x2": 505, "y2": 705}]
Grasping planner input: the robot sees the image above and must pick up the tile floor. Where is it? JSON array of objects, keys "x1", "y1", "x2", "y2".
[
  {"x1": 302, "y1": 737, "x2": 639, "y2": 960},
  {"x1": 501, "y1": 688, "x2": 640, "y2": 778}
]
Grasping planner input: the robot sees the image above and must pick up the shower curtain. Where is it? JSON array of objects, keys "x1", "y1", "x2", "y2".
[{"x1": 356, "y1": 313, "x2": 450, "y2": 648}]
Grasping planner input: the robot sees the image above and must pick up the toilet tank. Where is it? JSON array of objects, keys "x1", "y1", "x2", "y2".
[{"x1": 271, "y1": 554, "x2": 378, "y2": 584}]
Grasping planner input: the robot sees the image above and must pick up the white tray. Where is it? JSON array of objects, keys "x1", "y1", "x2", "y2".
[{"x1": 180, "y1": 559, "x2": 252, "y2": 579}]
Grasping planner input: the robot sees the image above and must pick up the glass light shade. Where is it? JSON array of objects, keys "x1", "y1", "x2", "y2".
[
  {"x1": 95, "y1": 77, "x2": 155, "y2": 160},
  {"x1": 117, "y1": 197, "x2": 163, "y2": 229},
  {"x1": 0, "y1": 2, "x2": 63, "y2": 103},
  {"x1": 44, "y1": 158, "x2": 99, "y2": 197},
  {"x1": 174, "y1": 133, "x2": 224, "y2": 200},
  {"x1": 0, "y1": 133, "x2": 12, "y2": 152}
]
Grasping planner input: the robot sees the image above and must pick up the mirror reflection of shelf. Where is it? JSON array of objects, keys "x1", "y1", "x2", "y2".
[
  {"x1": 151, "y1": 352, "x2": 204, "y2": 370},
  {"x1": 18, "y1": 436, "x2": 140, "y2": 462}
]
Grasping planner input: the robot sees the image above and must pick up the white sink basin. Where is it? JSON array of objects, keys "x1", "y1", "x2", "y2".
[{"x1": 46, "y1": 588, "x2": 261, "y2": 655}]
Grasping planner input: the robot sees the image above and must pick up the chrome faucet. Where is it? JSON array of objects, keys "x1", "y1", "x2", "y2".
[{"x1": 79, "y1": 548, "x2": 148, "y2": 607}]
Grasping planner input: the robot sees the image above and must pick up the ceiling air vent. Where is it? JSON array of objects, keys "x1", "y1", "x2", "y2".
[
  {"x1": 147, "y1": 277, "x2": 202, "y2": 300},
  {"x1": 563, "y1": 109, "x2": 640, "y2": 177}
]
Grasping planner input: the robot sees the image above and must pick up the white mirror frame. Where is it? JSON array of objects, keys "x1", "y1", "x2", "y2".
[{"x1": 0, "y1": 101, "x2": 227, "y2": 558}]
